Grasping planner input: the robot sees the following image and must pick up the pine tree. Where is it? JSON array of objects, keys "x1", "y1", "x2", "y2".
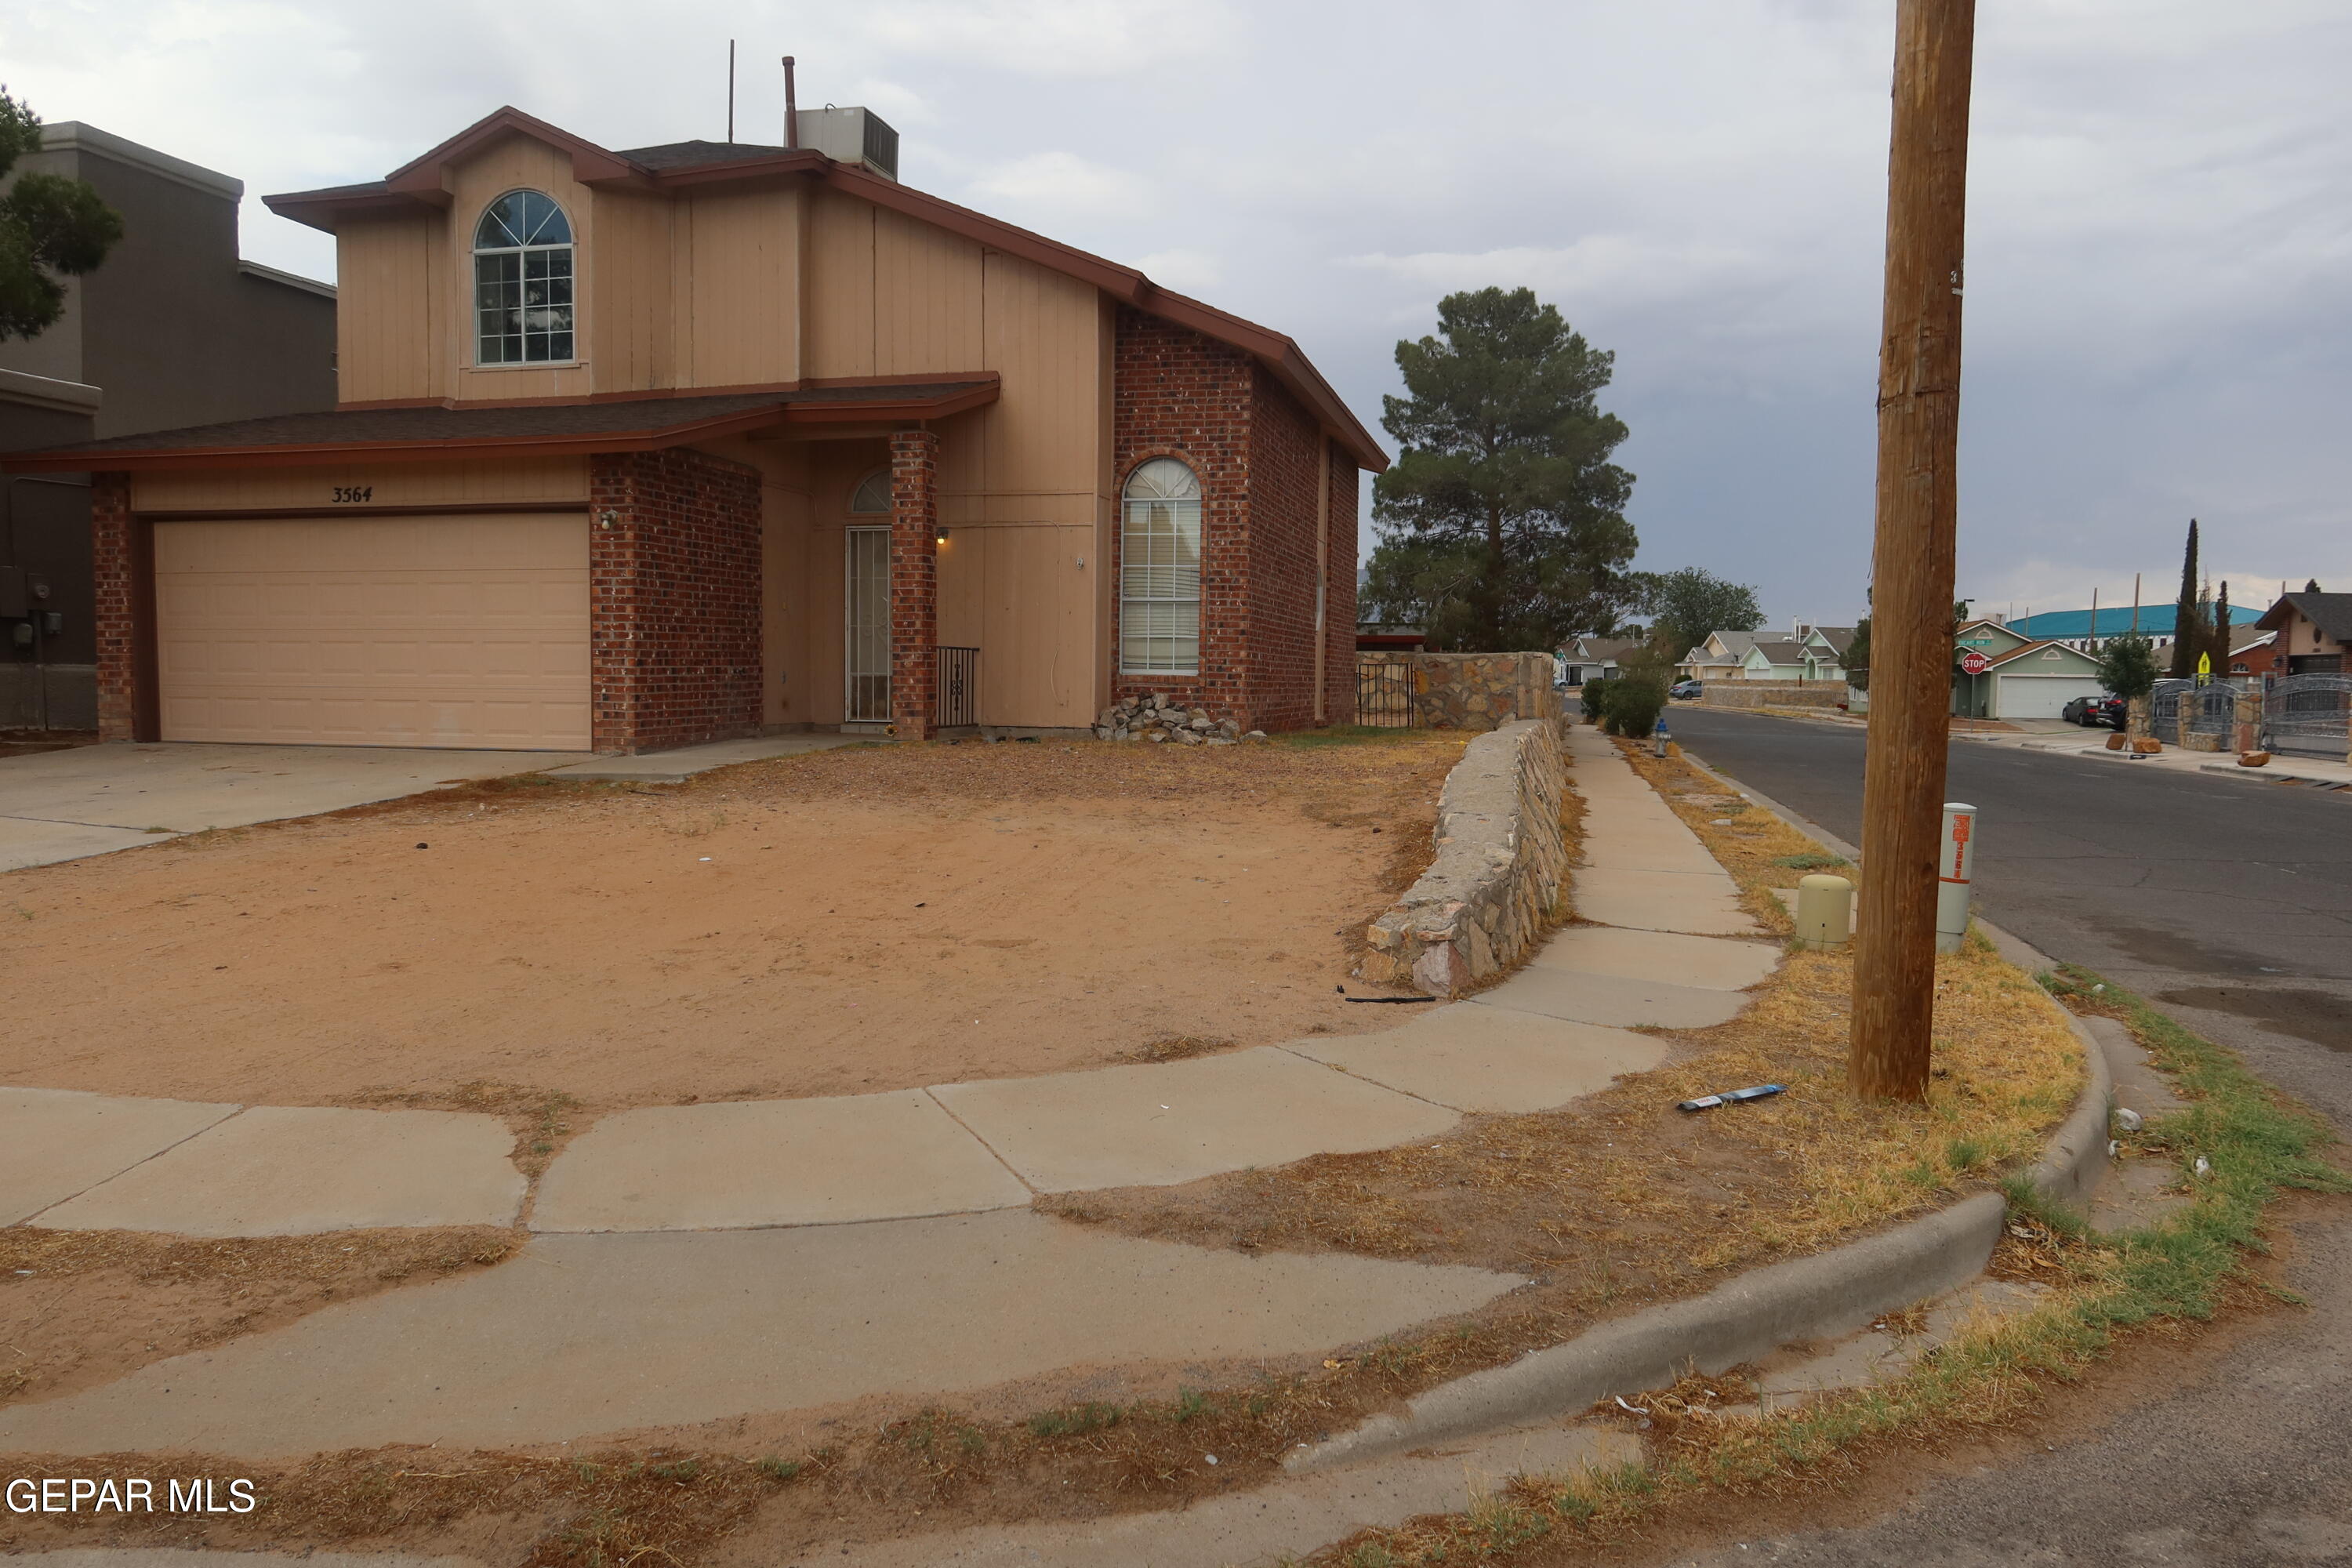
[
  {"x1": 2168, "y1": 519, "x2": 2201, "y2": 679},
  {"x1": 1362, "y1": 287, "x2": 1639, "y2": 651},
  {"x1": 1, "y1": 89, "x2": 124, "y2": 340}
]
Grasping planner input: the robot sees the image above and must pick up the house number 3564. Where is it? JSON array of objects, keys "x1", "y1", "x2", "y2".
[{"x1": 331, "y1": 485, "x2": 374, "y2": 503}]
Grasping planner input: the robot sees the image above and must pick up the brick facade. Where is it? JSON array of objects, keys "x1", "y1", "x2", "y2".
[
  {"x1": 588, "y1": 447, "x2": 764, "y2": 753},
  {"x1": 1110, "y1": 307, "x2": 1360, "y2": 731},
  {"x1": 887, "y1": 428, "x2": 940, "y2": 741},
  {"x1": 89, "y1": 471, "x2": 139, "y2": 742}
]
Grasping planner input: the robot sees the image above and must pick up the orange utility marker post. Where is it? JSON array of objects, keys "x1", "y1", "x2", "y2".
[{"x1": 1851, "y1": 0, "x2": 1976, "y2": 1102}]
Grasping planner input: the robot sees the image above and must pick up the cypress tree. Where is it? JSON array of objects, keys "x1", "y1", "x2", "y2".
[
  {"x1": 2168, "y1": 519, "x2": 2201, "y2": 678},
  {"x1": 2212, "y1": 579, "x2": 2233, "y2": 675}
]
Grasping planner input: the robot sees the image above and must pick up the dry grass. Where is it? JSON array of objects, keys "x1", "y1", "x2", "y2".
[{"x1": 0, "y1": 1226, "x2": 519, "y2": 1406}]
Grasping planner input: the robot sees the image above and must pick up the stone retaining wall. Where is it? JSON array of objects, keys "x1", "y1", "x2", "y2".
[
  {"x1": 1359, "y1": 718, "x2": 1567, "y2": 996},
  {"x1": 1699, "y1": 681, "x2": 1846, "y2": 710},
  {"x1": 1356, "y1": 651, "x2": 1560, "y2": 731}
]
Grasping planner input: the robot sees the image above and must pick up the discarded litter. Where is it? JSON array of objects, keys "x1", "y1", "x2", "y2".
[
  {"x1": 2114, "y1": 1107, "x2": 2144, "y2": 1132},
  {"x1": 2194, "y1": 1156, "x2": 2212, "y2": 1178},
  {"x1": 1613, "y1": 1396, "x2": 1650, "y2": 1415},
  {"x1": 1677, "y1": 1083, "x2": 1785, "y2": 1113},
  {"x1": 2107, "y1": 1139, "x2": 2121, "y2": 1160},
  {"x1": 1337, "y1": 986, "x2": 1438, "y2": 1004},
  {"x1": 1203, "y1": 1454, "x2": 1218, "y2": 1465}
]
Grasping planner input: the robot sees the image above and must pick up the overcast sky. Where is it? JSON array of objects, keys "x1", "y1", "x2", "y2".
[{"x1": 5, "y1": 0, "x2": 2346, "y2": 628}]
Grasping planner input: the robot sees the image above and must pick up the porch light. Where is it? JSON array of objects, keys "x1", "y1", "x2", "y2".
[{"x1": 936, "y1": 526, "x2": 951, "y2": 544}]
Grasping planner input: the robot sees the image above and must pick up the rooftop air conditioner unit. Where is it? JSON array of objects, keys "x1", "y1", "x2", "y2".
[{"x1": 795, "y1": 107, "x2": 898, "y2": 181}]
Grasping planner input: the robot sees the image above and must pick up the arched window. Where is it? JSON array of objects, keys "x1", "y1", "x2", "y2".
[
  {"x1": 474, "y1": 191, "x2": 574, "y2": 365},
  {"x1": 1120, "y1": 458, "x2": 1201, "y2": 675},
  {"x1": 848, "y1": 468, "x2": 891, "y2": 514}
]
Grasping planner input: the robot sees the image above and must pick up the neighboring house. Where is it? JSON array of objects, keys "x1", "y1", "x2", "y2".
[
  {"x1": 0, "y1": 122, "x2": 339, "y2": 730},
  {"x1": 1798, "y1": 624, "x2": 1855, "y2": 682},
  {"x1": 1949, "y1": 618, "x2": 2106, "y2": 719},
  {"x1": 1356, "y1": 625, "x2": 1426, "y2": 653},
  {"x1": 2253, "y1": 590, "x2": 2352, "y2": 675},
  {"x1": 1679, "y1": 630, "x2": 1759, "y2": 682},
  {"x1": 2227, "y1": 630, "x2": 2284, "y2": 682},
  {"x1": 3, "y1": 106, "x2": 1384, "y2": 752},
  {"x1": 1558, "y1": 634, "x2": 1642, "y2": 685},
  {"x1": 1737, "y1": 640, "x2": 1809, "y2": 681}
]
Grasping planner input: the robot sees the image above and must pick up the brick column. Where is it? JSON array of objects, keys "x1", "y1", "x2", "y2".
[
  {"x1": 888, "y1": 429, "x2": 940, "y2": 741},
  {"x1": 89, "y1": 472, "x2": 146, "y2": 742}
]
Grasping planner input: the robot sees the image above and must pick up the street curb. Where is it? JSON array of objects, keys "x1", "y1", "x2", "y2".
[{"x1": 1285, "y1": 750, "x2": 2113, "y2": 1477}]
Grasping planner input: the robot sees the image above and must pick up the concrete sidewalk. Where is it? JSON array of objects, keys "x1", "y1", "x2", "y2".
[
  {"x1": 4, "y1": 724, "x2": 1774, "y2": 1240},
  {"x1": 0, "y1": 718, "x2": 1796, "y2": 1463},
  {"x1": 0, "y1": 733, "x2": 877, "y2": 873},
  {"x1": 0, "y1": 741, "x2": 586, "y2": 871},
  {"x1": 1987, "y1": 728, "x2": 2352, "y2": 789}
]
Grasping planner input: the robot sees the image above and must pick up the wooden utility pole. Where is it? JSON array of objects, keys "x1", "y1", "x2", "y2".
[{"x1": 1851, "y1": 0, "x2": 1976, "y2": 1102}]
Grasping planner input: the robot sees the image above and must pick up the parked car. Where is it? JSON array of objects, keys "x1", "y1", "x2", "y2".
[
  {"x1": 1669, "y1": 679, "x2": 1703, "y2": 700},
  {"x1": 2060, "y1": 695, "x2": 2124, "y2": 729}
]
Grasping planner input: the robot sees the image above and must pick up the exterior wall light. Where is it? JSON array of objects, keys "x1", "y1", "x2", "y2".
[{"x1": 936, "y1": 527, "x2": 951, "y2": 544}]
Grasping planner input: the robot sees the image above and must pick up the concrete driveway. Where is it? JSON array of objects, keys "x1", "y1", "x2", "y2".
[{"x1": 0, "y1": 742, "x2": 590, "y2": 873}]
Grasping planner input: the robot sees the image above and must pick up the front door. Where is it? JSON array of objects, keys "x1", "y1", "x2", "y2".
[{"x1": 844, "y1": 525, "x2": 891, "y2": 723}]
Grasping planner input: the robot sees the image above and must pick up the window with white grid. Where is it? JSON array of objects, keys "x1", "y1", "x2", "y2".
[
  {"x1": 1120, "y1": 459, "x2": 1202, "y2": 674},
  {"x1": 473, "y1": 191, "x2": 575, "y2": 365}
]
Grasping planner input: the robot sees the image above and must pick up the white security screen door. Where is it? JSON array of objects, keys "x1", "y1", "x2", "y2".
[{"x1": 844, "y1": 526, "x2": 891, "y2": 722}]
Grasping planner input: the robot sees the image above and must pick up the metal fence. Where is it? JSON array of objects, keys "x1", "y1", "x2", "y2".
[
  {"x1": 2265, "y1": 672, "x2": 2352, "y2": 757},
  {"x1": 937, "y1": 646, "x2": 978, "y2": 730},
  {"x1": 1355, "y1": 655, "x2": 1417, "y2": 728}
]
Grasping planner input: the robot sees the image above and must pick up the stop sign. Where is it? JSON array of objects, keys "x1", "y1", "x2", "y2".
[{"x1": 1959, "y1": 649, "x2": 1990, "y2": 675}]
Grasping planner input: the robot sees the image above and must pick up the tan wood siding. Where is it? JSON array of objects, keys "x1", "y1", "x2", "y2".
[
  {"x1": 154, "y1": 514, "x2": 590, "y2": 749},
  {"x1": 132, "y1": 459, "x2": 589, "y2": 514},
  {"x1": 336, "y1": 215, "x2": 436, "y2": 403},
  {"x1": 684, "y1": 187, "x2": 801, "y2": 388},
  {"x1": 873, "y1": 206, "x2": 984, "y2": 376},
  {"x1": 591, "y1": 191, "x2": 675, "y2": 394},
  {"x1": 803, "y1": 190, "x2": 875, "y2": 379}
]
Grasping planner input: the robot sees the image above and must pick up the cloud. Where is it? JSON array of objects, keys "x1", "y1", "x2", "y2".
[
  {"x1": 2, "y1": 0, "x2": 2345, "y2": 627},
  {"x1": 971, "y1": 151, "x2": 1151, "y2": 220},
  {"x1": 1137, "y1": 248, "x2": 1223, "y2": 292}
]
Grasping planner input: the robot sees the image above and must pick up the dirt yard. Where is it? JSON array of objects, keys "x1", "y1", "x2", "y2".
[{"x1": 1, "y1": 732, "x2": 1461, "y2": 1112}]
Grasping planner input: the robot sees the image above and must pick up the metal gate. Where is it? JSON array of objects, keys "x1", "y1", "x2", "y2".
[
  {"x1": 2187, "y1": 683, "x2": 2237, "y2": 738},
  {"x1": 2265, "y1": 673, "x2": 2352, "y2": 757},
  {"x1": 2148, "y1": 678, "x2": 2195, "y2": 735},
  {"x1": 844, "y1": 526, "x2": 891, "y2": 723},
  {"x1": 936, "y1": 645, "x2": 978, "y2": 729},
  {"x1": 1356, "y1": 655, "x2": 1416, "y2": 728}
]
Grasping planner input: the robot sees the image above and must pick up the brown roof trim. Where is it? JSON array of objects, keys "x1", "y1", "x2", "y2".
[
  {"x1": 336, "y1": 370, "x2": 1000, "y2": 414},
  {"x1": 262, "y1": 113, "x2": 1387, "y2": 472},
  {"x1": 1, "y1": 382, "x2": 1001, "y2": 474}
]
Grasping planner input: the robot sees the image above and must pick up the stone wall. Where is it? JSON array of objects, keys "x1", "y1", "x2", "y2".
[
  {"x1": 1359, "y1": 717, "x2": 1568, "y2": 996},
  {"x1": 1357, "y1": 651, "x2": 1560, "y2": 731},
  {"x1": 1698, "y1": 681, "x2": 1846, "y2": 710}
]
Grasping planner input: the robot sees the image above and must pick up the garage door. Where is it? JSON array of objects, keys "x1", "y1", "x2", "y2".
[
  {"x1": 1992, "y1": 673, "x2": 2100, "y2": 720},
  {"x1": 154, "y1": 514, "x2": 590, "y2": 750}
]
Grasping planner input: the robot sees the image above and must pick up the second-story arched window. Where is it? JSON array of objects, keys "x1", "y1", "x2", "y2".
[{"x1": 474, "y1": 191, "x2": 574, "y2": 365}]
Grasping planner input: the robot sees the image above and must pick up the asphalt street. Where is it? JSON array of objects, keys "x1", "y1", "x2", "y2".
[{"x1": 1655, "y1": 706, "x2": 2352, "y2": 1568}]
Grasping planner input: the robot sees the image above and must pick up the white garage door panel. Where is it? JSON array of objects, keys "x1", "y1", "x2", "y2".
[
  {"x1": 155, "y1": 515, "x2": 590, "y2": 750},
  {"x1": 1992, "y1": 673, "x2": 2100, "y2": 720}
]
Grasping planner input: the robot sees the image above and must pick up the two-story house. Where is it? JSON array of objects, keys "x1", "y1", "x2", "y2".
[
  {"x1": 0, "y1": 122, "x2": 338, "y2": 731},
  {"x1": 2255, "y1": 589, "x2": 2351, "y2": 675},
  {"x1": 2, "y1": 106, "x2": 1383, "y2": 752}
]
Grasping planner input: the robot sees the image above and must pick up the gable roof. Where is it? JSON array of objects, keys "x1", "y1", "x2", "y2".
[
  {"x1": 1802, "y1": 626, "x2": 1857, "y2": 655},
  {"x1": 1980, "y1": 637, "x2": 2101, "y2": 672},
  {"x1": 1955, "y1": 617, "x2": 2033, "y2": 651},
  {"x1": 2230, "y1": 630, "x2": 2277, "y2": 656},
  {"x1": 263, "y1": 106, "x2": 1385, "y2": 472},
  {"x1": 2256, "y1": 591, "x2": 2352, "y2": 642},
  {"x1": 1691, "y1": 630, "x2": 1758, "y2": 662},
  {"x1": 1745, "y1": 641, "x2": 1806, "y2": 664}
]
